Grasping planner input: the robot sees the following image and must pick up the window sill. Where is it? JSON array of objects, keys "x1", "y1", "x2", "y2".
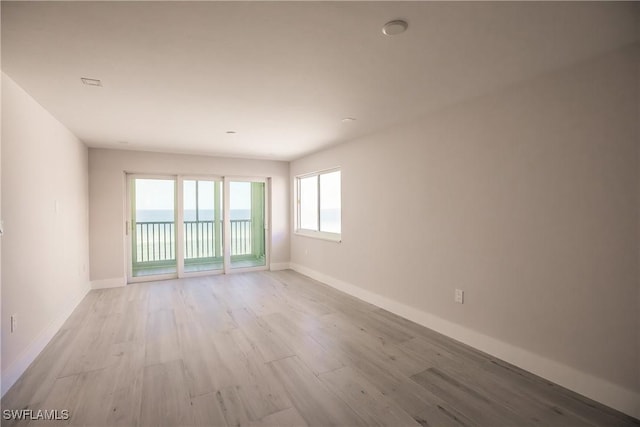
[{"x1": 294, "y1": 229, "x2": 342, "y2": 243}]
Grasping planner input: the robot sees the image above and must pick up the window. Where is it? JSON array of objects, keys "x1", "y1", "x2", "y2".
[{"x1": 296, "y1": 168, "x2": 341, "y2": 241}]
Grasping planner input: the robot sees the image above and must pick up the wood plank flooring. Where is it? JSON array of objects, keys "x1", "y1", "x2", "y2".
[{"x1": 2, "y1": 270, "x2": 638, "y2": 426}]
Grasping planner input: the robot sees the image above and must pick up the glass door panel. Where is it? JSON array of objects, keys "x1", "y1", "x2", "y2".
[
  {"x1": 229, "y1": 181, "x2": 266, "y2": 269},
  {"x1": 131, "y1": 178, "x2": 177, "y2": 277},
  {"x1": 183, "y1": 179, "x2": 223, "y2": 273}
]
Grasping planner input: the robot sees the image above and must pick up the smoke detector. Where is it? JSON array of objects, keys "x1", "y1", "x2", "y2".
[{"x1": 382, "y1": 20, "x2": 408, "y2": 36}]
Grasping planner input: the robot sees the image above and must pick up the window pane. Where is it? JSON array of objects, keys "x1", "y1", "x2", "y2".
[
  {"x1": 183, "y1": 180, "x2": 196, "y2": 221},
  {"x1": 230, "y1": 181, "x2": 251, "y2": 220},
  {"x1": 133, "y1": 178, "x2": 176, "y2": 277},
  {"x1": 183, "y1": 179, "x2": 223, "y2": 273},
  {"x1": 299, "y1": 175, "x2": 318, "y2": 230},
  {"x1": 320, "y1": 171, "x2": 341, "y2": 233},
  {"x1": 230, "y1": 181, "x2": 265, "y2": 268},
  {"x1": 197, "y1": 180, "x2": 215, "y2": 221}
]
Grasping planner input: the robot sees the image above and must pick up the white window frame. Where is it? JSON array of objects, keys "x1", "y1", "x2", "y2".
[{"x1": 295, "y1": 167, "x2": 341, "y2": 242}]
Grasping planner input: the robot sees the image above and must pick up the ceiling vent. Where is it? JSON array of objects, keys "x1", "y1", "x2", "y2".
[{"x1": 81, "y1": 77, "x2": 102, "y2": 87}]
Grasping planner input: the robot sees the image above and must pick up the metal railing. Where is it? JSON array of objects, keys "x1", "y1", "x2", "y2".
[
  {"x1": 231, "y1": 219, "x2": 252, "y2": 256},
  {"x1": 184, "y1": 220, "x2": 222, "y2": 260},
  {"x1": 135, "y1": 221, "x2": 175, "y2": 263},
  {"x1": 134, "y1": 219, "x2": 252, "y2": 264}
]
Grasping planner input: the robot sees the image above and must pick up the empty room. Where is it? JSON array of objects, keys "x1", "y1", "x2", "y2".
[{"x1": 1, "y1": 1, "x2": 639, "y2": 426}]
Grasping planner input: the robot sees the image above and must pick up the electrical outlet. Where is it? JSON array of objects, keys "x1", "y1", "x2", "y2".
[
  {"x1": 10, "y1": 315, "x2": 17, "y2": 333},
  {"x1": 455, "y1": 289, "x2": 464, "y2": 304}
]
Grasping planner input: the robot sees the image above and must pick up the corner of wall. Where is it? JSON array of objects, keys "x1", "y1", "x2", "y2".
[
  {"x1": 270, "y1": 262, "x2": 291, "y2": 271},
  {"x1": 90, "y1": 277, "x2": 127, "y2": 290},
  {"x1": 0, "y1": 283, "x2": 90, "y2": 397}
]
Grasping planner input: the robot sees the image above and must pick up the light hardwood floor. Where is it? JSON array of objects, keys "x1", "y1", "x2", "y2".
[{"x1": 2, "y1": 270, "x2": 638, "y2": 426}]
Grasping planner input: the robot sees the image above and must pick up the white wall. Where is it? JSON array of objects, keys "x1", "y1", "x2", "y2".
[
  {"x1": 291, "y1": 47, "x2": 640, "y2": 417},
  {"x1": 1, "y1": 73, "x2": 90, "y2": 394},
  {"x1": 88, "y1": 148, "x2": 289, "y2": 286}
]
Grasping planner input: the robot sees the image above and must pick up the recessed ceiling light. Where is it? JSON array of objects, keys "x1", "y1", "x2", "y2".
[
  {"x1": 226, "y1": 131, "x2": 237, "y2": 134},
  {"x1": 81, "y1": 77, "x2": 102, "y2": 87},
  {"x1": 382, "y1": 20, "x2": 408, "y2": 36},
  {"x1": 341, "y1": 117, "x2": 356, "y2": 123}
]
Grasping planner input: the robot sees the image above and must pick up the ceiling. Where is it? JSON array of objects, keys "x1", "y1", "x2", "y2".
[{"x1": 2, "y1": 2, "x2": 638, "y2": 161}]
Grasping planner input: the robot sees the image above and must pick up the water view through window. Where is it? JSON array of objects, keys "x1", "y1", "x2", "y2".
[{"x1": 130, "y1": 177, "x2": 266, "y2": 278}]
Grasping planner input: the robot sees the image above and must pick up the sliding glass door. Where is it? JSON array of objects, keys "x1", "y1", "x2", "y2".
[
  {"x1": 130, "y1": 177, "x2": 177, "y2": 278},
  {"x1": 182, "y1": 179, "x2": 223, "y2": 273},
  {"x1": 229, "y1": 180, "x2": 266, "y2": 269},
  {"x1": 127, "y1": 174, "x2": 268, "y2": 282}
]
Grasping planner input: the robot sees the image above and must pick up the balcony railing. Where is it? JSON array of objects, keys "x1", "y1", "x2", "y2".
[{"x1": 134, "y1": 219, "x2": 253, "y2": 264}]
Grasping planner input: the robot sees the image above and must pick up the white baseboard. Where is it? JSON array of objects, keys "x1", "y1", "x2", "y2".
[
  {"x1": 288, "y1": 263, "x2": 640, "y2": 420},
  {"x1": 1, "y1": 283, "x2": 91, "y2": 397},
  {"x1": 270, "y1": 262, "x2": 291, "y2": 271},
  {"x1": 91, "y1": 276, "x2": 126, "y2": 289}
]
